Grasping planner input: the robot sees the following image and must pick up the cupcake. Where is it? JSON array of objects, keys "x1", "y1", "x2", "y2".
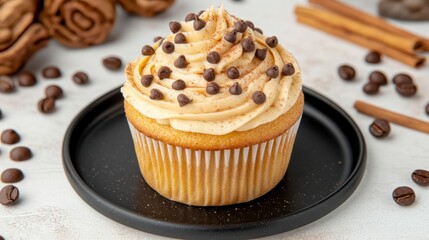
[{"x1": 121, "y1": 6, "x2": 304, "y2": 206}]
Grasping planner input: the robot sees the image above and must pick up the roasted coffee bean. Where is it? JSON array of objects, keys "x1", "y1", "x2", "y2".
[
  {"x1": 396, "y1": 83, "x2": 417, "y2": 97},
  {"x1": 174, "y1": 33, "x2": 187, "y2": 44},
  {"x1": 162, "y1": 41, "x2": 175, "y2": 54},
  {"x1": 206, "y1": 82, "x2": 220, "y2": 95},
  {"x1": 203, "y1": 68, "x2": 215, "y2": 81},
  {"x1": 72, "y1": 72, "x2": 89, "y2": 85},
  {"x1": 229, "y1": 82, "x2": 242, "y2": 95},
  {"x1": 338, "y1": 65, "x2": 355, "y2": 81},
  {"x1": 17, "y1": 71, "x2": 37, "y2": 86},
  {"x1": 169, "y1": 21, "x2": 181, "y2": 33},
  {"x1": 172, "y1": 79, "x2": 186, "y2": 90},
  {"x1": 426, "y1": 102, "x2": 429, "y2": 116},
  {"x1": 227, "y1": 67, "x2": 240, "y2": 79},
  {"x1": 45, "y1": 85, "x2": 63, "y2": 99},
  {"x1": 141, "y1": 45, "x2": 155, "y2": 56},
  {"x1": 1, "y1": 129, "x2": 20, "y2": 144},
  {"x1": 150, "y1": 89, "x2": 163, "y2": 100},
  {"x1": 42, "y1": 66, "x2": 61, "y2": 78},
  {"x1": 252, "y1": 91, "x2": 266, "y2": 104},
  {"x1": 153, "y1": 36, "x2": 163, "y2": 43},
  {"x1": 241, "y1": 38, "x2": 255, "y2": 52},
  {"x1": 38, "y1": 97, "x2": 56, "y2": 113},
  {"x1": 1, "y1": 168, "x2": 24, "y2": 183},
  {"x1": 177, "y1": 94, "x2": 192, "y2": 107},
  {"x1": 363, "y1": 82, "x2": 379, "y2": 95},
  {"x1": 255, "y1": 48, "x2": 267, "y2": 61},
  {"x1": 207, "y1": 51, "x2": 221, "y2": 64},
  {"x1": 0, "y1": 185, "x2": 19, "y2": 205},
  {"x1": 174, "y1": 55, "x2": 188, "y2": 68},
  {"x1": 365, "y1": 51, "x2": 382, "y2": 64},
  {"x1": 234, "y1": 20, "x2": 247, "y2": 33},
  {"x1": 158, "y1": 66, "x2": 172, "y2": 79},
  {"x1": 392, "y1": 73, "x2": 413, "y2": 85},
  {"x1": 193, "y1": 18, "x2": 206, "y2": 31},
  {"x1": 412, "y1": 169, "x2": 429, "y2": 186},
  {"x1": 254, "y1": 28, "x2": 263, "y2": 34},
  {"x1": 224, "y1": 31, "x2": 237, "y2": 43},
  {"x1": 282, "y1": 63, "x2": 295, "y2": 76},
  {"x1": 265, "y1": 36, "x2": 278, "y2": 48},
  {"x1": 368, "y1": 71, "x2": 387, "y2": 86},
  {"x1": 10, "y1": 146, "x2": 32, "y2": 161},
  {"x1": 0, "y1": 76, "x2": 15, "y2": 93},
  {"x1": 392, "y1": 186, "x2": 415, "y2": 206},
  {"x1": 266, "y1": 66, "x2": 279, "y2": 79},
  {"x1": 141, "y1": 75, "x2": 153, "y2": 87},
  {"x1": 369, "y1": 119, "x2": 390, "y2": 138},
  {"x1": 185, "y1": 13, "x2": 197, "y2": 22},
  {"x1": 102, "y1": 57, "x2": 122, "y2": 70}
]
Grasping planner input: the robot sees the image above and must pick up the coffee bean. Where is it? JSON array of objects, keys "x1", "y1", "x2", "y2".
[
  {"x1": 150, "y1": 89, "x2": 163, "y2": 100},
  {"x1": 252, "y1": 91, "x2": 266, "y2": 104},
  {"x1": 392, "y1": 73, "x2": 413, "y2": 85},
  {"x1": 363, "y1": 82, "x2": 379, "y2": 95},
  {"x1": 162, "y1": 41, "x2": 175, "y2": 54},
  {"x1": 102, "y1": 57, "x2": 122, "y2": 70},
  {"x1": 185, "y1": 13, "x2": 197, "y2": 22},
  {"x1": 203, "y1": 68, "x2": 215, "y2": 81},
  {"x1": 255, "y1": 48, "x2": 267, "y2": 61},
  {"x1": 1, "y1": 129, "x2": 20, "y2": 144},
  {"x1": 10, "y1": 146, "x2": 32, "y2": 161},
  {"x1": 38, "y1": 97, "x2": 56, "y2": 113},
  {"x1": 365, "y1": 51, "x2": 381, "y2": 64},
  {"x1": 174, "y1": 33, "x2": 187, "y2": 44},
  {"x1": 174, "y1": 55, "x2": 188, "y2": 68},
  {"x1": 42, "y1": 66, "x2": 61, "y2": 78},
  {"x1": 338, "y1": 65, "x2": 355, "y2": 81},
  {"x1": 396, "y1": 83, "x2": 417, "y2": 97},
  {"x1": 45, "y1": 85, "x2": 63, "y2": 99},
  {"x1": 369, "y1": 119, "x2": 390, "y2": 138},
  {"x1": 177, "y1": 94, "x2": 192, "y2": 107},
  {"x1": 229, "y1": 82, "x2": 242, "y2": 95},
  {"x1": 368, "y1": 71, "x2": 387, "y2": 86},
  {"x1": 412, "y1": 169, "x2": 429, "y2": 186},
  {"x1": 72, "y1": 71, "x2": 89, "y2": 85},
  {"x1": 0, "y1": 185, "x2": 19, "y2": 206},
  {"x1": 141, "y1": 75, "x2": 153, "y2": 87},
  {"x1": 0, "y1": 76, "x2": 15, "y2": 93},
  {"x1": 141, "y1": 45, "x2": 155, "y2": 56},
  {"x1": 224, "y1": 31, "x2": 237, "y2": 43},
  {"x1": 425, "y1": 102, "x2": 429, "y2": 116},
  {"x1": 254, "y1": 28, "x2": 263, "y2": 34},
  {"x1": 17, "y1": 71, "x2": 37, "y2": 86},
  {"x1": 241, "y1": 38, "x2": 255, "y2": 52},
  {"x1": 172, "y1": 79, "x2": 186, "y2": 90},
  {"x1": 245, "y1": 20, "x2": 254, "y2": 30},
  {"x1": 227, "y1": 67, "x2": 240, "y2": 79},
  {"x1": 158, "y1": 66, "x2": 172, "y2": 79},
  {"x1": 392, "y1": 186, "x2": 415, "y2": 206},
  {"x1": 282, "y1": 63, "x2": 295, "y2": 76},
  {"x1": 266, "y1": 65, "x2": 279, "y2": 79},
  {"x1": 206, "y1": 82, "x2": 220, "y2": 95},
  {"x1": 207, "y1": 51, "x2": 221, "y2": 64},
  {"x1": 265, "y1": 36, "x2": 278, "y2": 48},
  {"x1": 234, "y1": 20, "x2": 247, "y2": 33},
  {"x1": 193, "y1": 18, "x2": 206, "y2": 31},
  {"x1": 153, "y1": 36, "x2": 163, "y2": 43},
  {"x1": 1, "y1": 168, "x2": 24, "y2": 183},
  {"x1": 169, "y1": 21, "x2": 181, "y2": 33}
]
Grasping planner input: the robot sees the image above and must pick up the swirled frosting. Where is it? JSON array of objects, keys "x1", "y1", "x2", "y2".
[{"x1": 122, "y1": 6, "x2": 302, "y2": 135}]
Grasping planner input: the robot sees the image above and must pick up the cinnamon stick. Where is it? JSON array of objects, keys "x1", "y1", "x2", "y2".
[
  {"x1": 296, "y1": 14, "x2": 425, "y2": 68},
  {"x1": 354, "y1": 100, "x2": 429, "y2": 134}
]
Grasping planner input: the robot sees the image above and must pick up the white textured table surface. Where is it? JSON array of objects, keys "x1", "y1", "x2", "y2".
[{"x1": 1, "y1": 0, "x2": 429, "y2": 239}]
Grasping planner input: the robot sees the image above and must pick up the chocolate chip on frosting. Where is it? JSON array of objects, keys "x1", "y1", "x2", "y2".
[
  {"x1": 241, "y1": 38, "x2": 255, "y2": 52},
  {"x1": 169, "y1": 21, "x2": 181, "y2": 33},
  {"x1": 255, "y1": 48, "x2": 268, "y2": 61},
  {"x1": 185, "y1": 13, "x2": 197, "y2": 22},
  {"x1": 141, "y1": 75, "x2": 154, "y2": 87},
  {"x1": 172, "y1": 79, "x2": 186, "y2": 90},
  {"x1": 227, "y1": 67, "x2": 240, "y2": 79},
  {"x1": 265, "y1": 36, "x2": 278, "y2": 48},
  {"x1": 266, "y1": 66, "x2": 279, "y2": 79},
  {"x1": 254, "y1": 28, "x2": 263, "y2": 34},
  {"x1": 245, "y1": 20, "x2": 255, "y2": 30},
  {"x1": 203, "y1": 68, "x2": 216, "y2": 81},
  {"x1": 141, "y1": 45, "x2": 155, "y2": 56},
  {"x1": 177, "y1": 94, "x2": 192, "y2": 107},
  {"x1": 224, "y1": 30, "x2": 237, "y2": 43},
  {"x1": 206, "y1": 82, "x2": 220, "y2": 95},
  {"x1": 158, "y1": 66, "x2": 172, "y2": 79},
  {"x1": 153, "y1": 36, "x2": 163, "y2": 43},
  {"x1": 150, "y1": 89, "x2": 163, "y2": 100},
  {"x1": 174, "y1": 33, "x2": 187, "y2": 44},
  {"x1": 282, "y1": 63, "x2": 295, "y2": 76},
  {"x1": 234, "y1": 20, "x2": 247, "y2": 33},
  {"x1": 252, "y1": 91, "x2": 266, "y2": 104},
  {"x1": 207, "y1": 51, "x2": 221, "y2": 64},
  {"x1": 174, "y1": 55, "x2": 188, "y2": 68},
  {"x1": 193, "y1": 17, "x2": 206, "y2": 31},
  {"x1": 229, "y1": 82, "x2": 242, "y2": 95},
  {"x1": 162, "y1": 41, "x2": 175, "y2": 54}
]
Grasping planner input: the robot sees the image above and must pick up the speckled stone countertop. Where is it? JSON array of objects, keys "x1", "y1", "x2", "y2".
[{"x1": 1, "y1": 0, "x2": 428, "y2": 239}]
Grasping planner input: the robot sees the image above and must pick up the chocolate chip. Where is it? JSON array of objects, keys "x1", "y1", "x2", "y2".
[
  {"x1": 365, "y1": 51, "x2": 382, "y2": 64},
  {"x1": 174, "y1": 33, "x2": 187, "y2": 44},
  {"x1": 255, "y1": 48, "x2": 268, "y2": 61},
  {"x1": 412, "y1": 169, "x2": 429, "y2": 186},
  {"x1": 17, "y1": 71, "x2": 37, "y2": 86},
  {"x1": 172, "y1": 79, "x2": 186, "y2": 90},
  {"x1": 266, "y1": 66, "x2": 279, "y2": 79},
  {"x1": 1, "y1": 129, "x2": 20, "y2": 144},
  {"x1": 338, "y1": 65, "x2": 355, "y2": 81},
  {"x1": 241, "y1": 38, "x2": 255, "y2": 52},
  {"x1": 1, "y1": 168, "x2": 24, "y2": 183},
  {"x1": 206, "y1": 82, "x2": 220, "y2": 95},
  {"x1": 42, "y1": 66, "x2": 61, "y2": 78},
  {"x1": 229, "y1": 82, "x2": 242, "y2": 95},
  {"x1": 102, "y1": 57, "x2": 122, "y2": 70},
  {"x1": 0, "y1": 76, "x2": 15, "y2": 93},
  {"x1": 282, "y1": 63, "x2": 295, "y2": 76},
  {"x1": 368, "y1": 71, "x2": 387, "y2": 86},
  {"x1": 227, "y1": 67, "x2": 240, "y2": 79},
  {"x1": 193, "y1": 18, "x2": 206, "y2": 31},
  {"x1": 45, "y1": 85, "x2": 63, "y2": 99},
  {"x1": 38, "y1": 97, "x2": 56, "y2": 113},
  {"x1": 392, "y1": 73, "x2": 413, "y2": 85},
  {"x1": 265, "y1": 36, "x2": 278, "y2": 48},
  {"x1": 203, "y1": 68, "x2": 215, "y2": 81},
  {"x1": 426, "y1": 103, "x2": 429, "y2": 116},
  {"x1": 392, "y1": 186, "x2": 415, "y2": 206},
  {"x1": 141, "y1": 45, "x2": 155, "y2": 56},
  {"x1": 252, "y1": 91, "x2": 266, "y2": 104},
  {"x1": 153, "y1": 36, "x2": 163, "y2": 43},
  {"x1": 234, "y1": 20, "x2": 247, "y2": 33},
  {"x1": 177, "y1": 94, "x2": 192, "y2": 107},
  {"x1": 245, "y1": 20, "x2": 254, "y2": 30},
  {"x1": 207, "y1": 51, "x2": 221, "y2": 64},
  {"x1": 72, "y1": 71, "x2": 89, "y2": 85},
  {"x1": 141, "y1": 75, "x2": 154, "y2": 87},
  {"x1": 150, "y1": 89, "x2": 163, "y2": 100},
  {"x1": 185, "y1": 13, "x2": 197, "y2": 22},
  {"x1": 169, "y1": 21, "x2": 181, "y2": 33},
  {"x1": 396, "y1": 83, "x2": 417, "y2": 97},
  {"x1": 0, "y1": 185, "x2": 19, "y2": 205},
  {"x1": 197, "y1": 10, "x2": 205, "y2": 16},
  {"x1": 363, "y1": 82, "x2": 379, "y2": 95},
  {"x1": 224, "y1": 30, "x2": 237, "y2": 43},
  {"x1": 162, "y1": 41, "x2": 175, "y2": 54},
  {"x1": 158, "y1": 66, "x2": 172, "y2": 79},
  {"x1": 369, "y1": 119, "x2": 390, "y2": 138},
  {"x1": 174, "y1": 55, "x2": 188, "y2": 68},
  {"x1": 254, "y1": 28, "x2": 263, "y2": 34},
  {"x1": 10, "y1": 146, "x2": 32, "y2": 161}
]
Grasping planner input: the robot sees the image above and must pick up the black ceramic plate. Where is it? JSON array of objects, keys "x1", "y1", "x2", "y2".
[{"x1": 63, "y1": 86, "x2": 366, "y2": 240}]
